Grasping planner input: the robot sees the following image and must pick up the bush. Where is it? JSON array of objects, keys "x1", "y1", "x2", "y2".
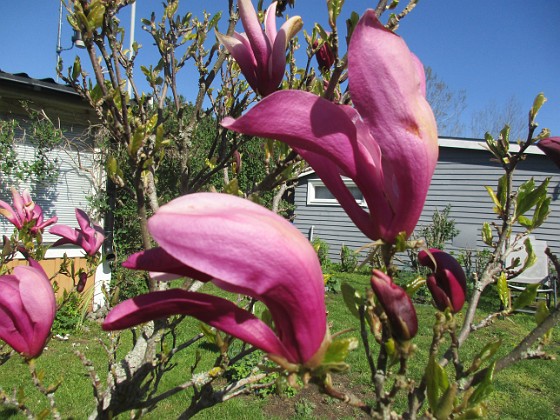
[
  {"x1": 339, "y1": 244, "x2": 358, "y2": 273},
  {"x1": 312, "y1": 237, "x2": 331, "y2": 269},
  {"x1": 52, "y1": 291, "x2": 86, "y2": 335}
]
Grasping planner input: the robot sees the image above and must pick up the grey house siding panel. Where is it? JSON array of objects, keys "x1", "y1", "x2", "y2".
[
  {"x1": 0, "y1": 117, "x2": 97, "y2": 244},
  {"x1": 293, "y1": 145, "x2": 560, "y2": 263}
]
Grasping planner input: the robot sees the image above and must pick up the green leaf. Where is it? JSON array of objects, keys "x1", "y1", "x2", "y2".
[
  {"x1": 469, "y1": 361, "x2": 495, "y2": 406},
  {"x1": 341, "y1": 282, "x2": 361, "y2": 318},
  {"x1": 71, "y1": 56, "x2": 82, "y2": 80},
  {"x1": 468, "y1": 339, "x2": 502, "y2": 373},
  {"x1": 515, "y1": 178, "x2": 549, "y2": 219},
  {"x1": 511, "y1": 283, "x2": 539, "y2": 311},
  {"x1": 145, "y1": 114, "x2": 158, "y2": 133},
  {"x1": 328, "y1": 0, "x2": 345, "y2": 23},
  {"x1": 496, "y1": 273, "x2": 510, "y2": 309},
  {"x1": 482, "y1": 222, "x2": 493, "y2": 246},
  {"x1": 322, "y1": 337, "x2": 359, "y2": 365},
  {"x1": 199, "y1": 323, "x2": 217, "y2": 345},
  {"x1": 530, "y1": 92, "x2": 547, "y2": 121},
  {"x1": 434, "y1": 383, "x2": 458, "y2": 420},
  {"x1": 496, "y1": 174, "x2": 508, "y2": 208},
  {"x1": 129, "y1": 126, "x2": 146, "y2": 156},
  {"x1": 426, "y1": 355, "x2": 449, "y2": 411},
  {"x1": 499, "y1": 125, "x2": 510, "y2": 150},
  {"x1": 520, "y1": 238, "x2": 536, "y2": 272},
  {"x1": 224, "y1": 178, "x2": 240, "y2": 196},
  {"x1": 208, "y1": 12, "x2": 222, "y2": 30},
  {"x1": 405, "y1": 276, "x2": 426, "y2": 297},
  {"x1": 535, "y1": 301, "x2": 549, "y2": 325},
  {"x1": 484, "y1": 186, "x2": 502, "y2": 215},
  {"x1": 531, "y1": 196, "x2": 551, "y2": 229}
]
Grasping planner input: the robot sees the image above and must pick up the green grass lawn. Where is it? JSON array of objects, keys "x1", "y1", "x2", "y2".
[{"x1": 1, "y1": 272, "x2": 558, "y2": 419}]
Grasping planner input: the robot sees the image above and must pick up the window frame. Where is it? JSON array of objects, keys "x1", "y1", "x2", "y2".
[{"x1": 306, "y1": 178, "x2": 365, "y2": 206}]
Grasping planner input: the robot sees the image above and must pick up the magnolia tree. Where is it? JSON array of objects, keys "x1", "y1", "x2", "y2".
[{"x1": 0, "y1": 0, "x2": 559, "y2": 418}]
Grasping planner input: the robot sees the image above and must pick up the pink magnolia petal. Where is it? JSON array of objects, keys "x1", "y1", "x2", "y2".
[
  {"x1": 537, "y1": 137, "x2": 560, "y2": 169},
  {"x1": 238, "y1": 0, "x2": 271, "y2": 75},
  {"x1": 0, "y1": 265, "x2": 55, "y2": 358},
  {"x1": 264, "y1": 1, "x2": 278, "y2": 43},
  {"x1": 124, "y1": 247, "x2": 213, "y2": 283},
  {"x1": 16, "y1": 266, "x2": 56, "y2": 356},
  {"x1": 216, "y1": 31, "x2": 259, "y2": 91},
  {"x1": 268, "y1": 16, "x2": 303, "y2": 91},
  {"x1": 223, "y1": 91, "x2": 361, "y2": 179},
  {"x1": 148, "y1": 193, "x2": 326, "y2": 363},
  {"x1": 0, "y1": 200, "x2": 21, "y2": 228},
  {"x1": 75, "y1": 208, "x2": 92, "y2": 233},
  {"x1": 348, "y1": 11, "x2": 438, "y2": 239},
  {"x1": 49, "y1": 224, "x2": 81, "y2": 244},
  {"x1": 103, "y1": 289, "x2": 295, "y2": 361}
]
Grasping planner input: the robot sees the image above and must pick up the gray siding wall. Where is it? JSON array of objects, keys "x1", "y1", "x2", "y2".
[
  {"x1": 0, "y1": 117, "x2": 98, "y2": 244},
  {"x1": 293, "y1": 145, "x2": 560, "y2": 263}
]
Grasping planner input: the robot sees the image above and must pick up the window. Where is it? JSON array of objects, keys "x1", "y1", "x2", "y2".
[{"x1": 307, "y1": 179, "x2": 365, "y2": 206}]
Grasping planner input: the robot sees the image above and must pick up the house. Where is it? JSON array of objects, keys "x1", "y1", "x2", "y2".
[
  {"x1": 0, "y1": 70, "x2": 110, "y2": 309},
  {"x1": 293, "y1": 137, "x2": 560, "y2": 264}
]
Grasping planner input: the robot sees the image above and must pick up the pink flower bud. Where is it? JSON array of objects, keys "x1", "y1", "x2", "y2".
[
  {"x1": 370, "y1": 270, "x2": 418, "y2": 341},
  {"x1": 537, "y1": 137, "x2": 560, "y2": 169},
  {"x1": 313, "y1": 39, "x2": 335, "y2": 71},
  {"x1": 418, "y1": 249, "x2": 467, "y2": 313},
  {"x1": 0, "y1": 262, "x2": 56, "y2": 358},
  {"x1": 77, "y1": 272, "x2": 88, "y2": 293}
]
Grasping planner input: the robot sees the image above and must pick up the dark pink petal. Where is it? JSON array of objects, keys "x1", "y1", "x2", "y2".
[
  {"x1": 370, "y1": 270, "x2": 418, "y2": 341},
  {"x1": 123, "y1": 247, "x2": 213, "y2": 283},
  {"x1": 103, "y1": 289, "x2": 295, "y2": 361},
  {"x1": 50, "y1": 224, "x2": 81, "y2": 245},
  {"x1": 222, "y1": 90, "x2": 394, "y2": 240},
  {"x1": 148, "y1": 193, "x2": 326, "y2": 363},
  {"x1": 0, "y1": 265, "x2": 55, "y2": 358},
  {"x1": 418, "y1": 249, "x2": 467, "y2": 313},
  {"x1": 348, "y1": 11, "x2": 438, "y2": 239},
  {"x1": 537, "y1": 137, "x2": 560, "y2": 169},
  {"x1": 238, "y1": 0, "x2": 271, "y2": 79}
]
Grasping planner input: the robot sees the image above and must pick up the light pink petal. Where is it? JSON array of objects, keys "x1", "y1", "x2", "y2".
[
  {"x1": 123, "y1": 247, "x2": 213, "y2": 282},
  {"x1": 0, "y1": 199, "x2": 21, "y2": 228},
  {"x1": 103, "y1": 289, "x2": 295, "y2": 361},
  {"x1": 348, "y1": 11, "x2": 438, "y2": 239},
  {"x1": 148, "y1": 193, "x2": 326, "y2": 363},
  {"x1": 264, "y1": 2, "x2": 278, "y2": 43},
  {"x1": 216, "y1": 31, "x2": 259, "y2": 92},
  {"x1": 268, "y1": 16, "x2": 302, "y2": 92}
]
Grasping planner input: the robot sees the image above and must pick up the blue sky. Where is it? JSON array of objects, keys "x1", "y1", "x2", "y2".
[{"x1": 1, "y1": 1, "x2": 559, "y2": 138}]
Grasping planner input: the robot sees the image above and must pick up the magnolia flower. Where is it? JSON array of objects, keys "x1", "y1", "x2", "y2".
[
  {"x1": 216, "y1": 0, "x2": 303, "y2": 96},
  {"x1": 0, "y1": 188, "x2": 57, "y2": 234},
  {"x1": 49, "y1": 209, "x2": 104, "y2": 256},
  {"x1": 537, "y1": 137, "x2": 560, "y2": 169},
  {"x1": 103, "y1": 193, "x2": 329, "y2": 369},
  {"x1": 222, "y1": 11, "x2": 438, "y2": 243},
  {"x1": 0, "y1": 260, "x2": 56, "y2": 358},
  {"x1": 370, "y1": 270, "x2": 418, "y2": 341},
  {"x1": 418, "y1": 249, "x2": 467, "y2": 313}
]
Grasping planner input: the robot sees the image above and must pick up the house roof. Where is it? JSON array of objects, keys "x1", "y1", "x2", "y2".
[
  {"x1": 297, "y1": 136, "x2": 545, "y2": 179},
  {"x1": 0, "y1": 69, "x2": 97, "y2": 124}
]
